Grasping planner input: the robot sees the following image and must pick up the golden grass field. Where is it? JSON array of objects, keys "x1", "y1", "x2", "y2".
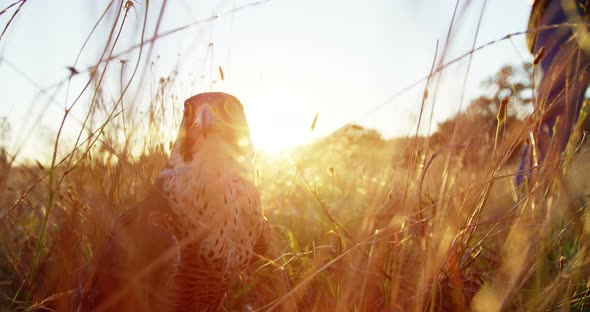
[
  {"x1": 2, "y1": 1, "x2": 590, "y2": 311},
  {"x1": 2, "y1": 104, "x2": 590, "y2": 311}
]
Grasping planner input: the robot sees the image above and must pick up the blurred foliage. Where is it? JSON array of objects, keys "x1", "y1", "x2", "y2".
[
  {"x1": 430, "y1": 63, "x2": 533, "y2": 165},
  {"x1": 471, "y1": 62, "x2": 533, "y2": 118}
]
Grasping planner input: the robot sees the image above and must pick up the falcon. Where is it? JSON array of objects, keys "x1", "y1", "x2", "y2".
[{"x1": 79, "y1": 92, "x2": 270, "y2": 312}]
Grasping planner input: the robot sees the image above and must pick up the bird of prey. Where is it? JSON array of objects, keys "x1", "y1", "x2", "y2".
[{"x1": 79, "y1": 92, "x2": 270, "y2": 312}]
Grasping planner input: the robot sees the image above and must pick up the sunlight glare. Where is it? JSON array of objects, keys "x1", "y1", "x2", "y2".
[{"x1": 245, "y1": 103, "x2": 309, "y2": 154}]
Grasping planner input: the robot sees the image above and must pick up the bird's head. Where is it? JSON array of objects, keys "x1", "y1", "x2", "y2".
[{"x1": 172, "y1": 92, "x2": 255, "y2": 165}]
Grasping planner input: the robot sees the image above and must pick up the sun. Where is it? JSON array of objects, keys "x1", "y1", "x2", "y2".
[{"x1": 244, "y1": 106, "x2": 309, "y2": 154}]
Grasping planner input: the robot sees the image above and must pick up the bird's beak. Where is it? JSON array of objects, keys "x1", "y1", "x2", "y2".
[{"x1": 195, "y1": 105, "x2": 215, "y2": 139}]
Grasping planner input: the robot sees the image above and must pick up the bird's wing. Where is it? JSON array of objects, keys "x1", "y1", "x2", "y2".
[
  {"x1": 252, "y1": 217, "x2": 271, "y2": 261},
  {"x1": 80, "y1": 194, "x2": 180, "y2": 311}
]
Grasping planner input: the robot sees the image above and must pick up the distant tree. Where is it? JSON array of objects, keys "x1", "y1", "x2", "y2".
[
  {"x1": 430, "y1": 112, "x2": 493, "y2": 149},
  {"x1": 293, "y1": 124, "x2": 389, "y2": 170},
  {"x1": 323, "y1": 124, "x2": 385, "y2": 145},
  {"x1": 430, "y1": 63, "x2": 532, "y2": 163},
  {"x1": 466, "y1": 63, "x2": 533, "y2": 118}
]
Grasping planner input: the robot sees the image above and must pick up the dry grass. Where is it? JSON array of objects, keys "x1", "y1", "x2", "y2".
[
  {"x1": 2, "y1": 110, "x2": 590, "y2": 311},
  {"x1": 2, "y1": 1, "x2": 590, "y2": 311}
]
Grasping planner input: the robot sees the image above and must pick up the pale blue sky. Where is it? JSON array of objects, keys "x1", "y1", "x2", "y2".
[{"x1": 0, "y1": 0, "x2": 533, "y2": 160}]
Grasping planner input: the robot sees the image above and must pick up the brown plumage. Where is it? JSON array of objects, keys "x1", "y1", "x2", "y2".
[{"x1": 79, "y1": 92, "x2": 270, "y2": 312}]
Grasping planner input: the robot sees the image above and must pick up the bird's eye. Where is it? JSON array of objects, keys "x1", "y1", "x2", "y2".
[{"x1": 184, "y1": 103, "x2": 192, "y2": 119}]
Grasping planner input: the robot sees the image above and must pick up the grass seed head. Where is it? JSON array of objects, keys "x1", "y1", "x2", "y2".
[{"x1": 533, "y1": 46, "x2": 545, "y2": 65}]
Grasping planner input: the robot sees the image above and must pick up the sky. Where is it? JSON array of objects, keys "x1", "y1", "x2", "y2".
[{"x1": 0, "y1": 0, "x2": 533, "y2": 161}]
